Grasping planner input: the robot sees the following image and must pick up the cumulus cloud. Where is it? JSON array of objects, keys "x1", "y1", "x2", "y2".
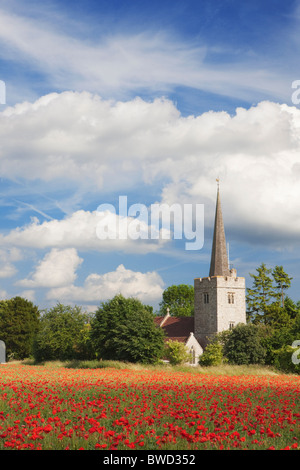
[
  {"x1": 0, "y1": 248, "x2": 22, "y2": 278},
  {"x1": 4, "y1": 94, "x2": 300, "y2": 241},
  {"x1": 0, "y1": 290, "x2": 8, "y2": 299},
  {"x1": 0, "y1": 208, "x2": 170, "y2": 253},
  {"x1": 18, "y1": 290, "x2": 36, "y2": 302},
  {"x1": 18, "y1": 248, "x2": 83, "y2": 288},
  {"x1": 0, "y1": 92, "x2": 181, "y2": 189},
  {"x1": 159, "y1": 101, "x2": 300, "y2": 245},
  {"x1": 1, "y1": 92, "x2": 300, "y2": 246},
  {"x1": 47, "y1": 264, "x2": 164, "y2": 304}
]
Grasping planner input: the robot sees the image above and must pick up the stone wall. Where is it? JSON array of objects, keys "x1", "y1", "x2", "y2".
[{"x1": 194, "y1": 274, "x2": 246, "y2": 348}]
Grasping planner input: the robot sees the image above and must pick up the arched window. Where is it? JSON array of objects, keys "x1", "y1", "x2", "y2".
[{"x1": 189, "y1": 346, "x2": 196, "y2": 364}]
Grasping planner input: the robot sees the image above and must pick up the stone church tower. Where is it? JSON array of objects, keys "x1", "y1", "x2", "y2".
[{"x1": 194, "y1": 185, "x2": 246, "y2": 348}]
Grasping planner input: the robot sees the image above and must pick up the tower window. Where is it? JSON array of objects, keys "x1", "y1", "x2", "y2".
[
  {"x1": 228, "y1": 293, "x2": 235, "y2": 304},
  {"x1": 203, "y1": 293, "x2": 209, "y2": 304},
  {"x1": 229, "y1": 321, "x2": 235, "y2": 330}
]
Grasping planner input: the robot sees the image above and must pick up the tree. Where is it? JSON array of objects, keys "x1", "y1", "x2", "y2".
[
  {"x1": 223, "y1": 323, "x2": 267, "y2": 365},
  {"x1": 246, "y1": 263, "x2": 275, "y2": 322},
  {"x1": 246, "y1": 263, "x2": 294, "y2": 325},
  {"x1": 90, "y1": 295, "x2": 165, "y2": 364},
  {"x1": 284, "y1": 296, "x2": 300, "y2": 320},
  {"x1": 33, "y1": 303, "x2": 93, "y2": 362},
  {"x1": 159, "y1": 284, "x2": 194, "y2": 317},
  {"x1": 0, "y1": 297, "x2": 40, "y2": 359},
  {"x1": 272, "y1": 266, "x2": 292, "y2": 308},
  {"x1": 263, "y1": 302, "x2": 294, "y2": 329}
]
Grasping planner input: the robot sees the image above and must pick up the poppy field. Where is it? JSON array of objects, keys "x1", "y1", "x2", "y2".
[{"x1": 0, "y1": 363, "x2": 299, "y2": 450}]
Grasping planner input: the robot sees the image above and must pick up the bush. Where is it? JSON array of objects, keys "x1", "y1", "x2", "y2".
[
  {"x1": 33, "y1": 303, "x2": 93, "y2": 362},
  {"x1": 164, "y1": 340, "x2": 190, "y2": 365},
  {"x1": 0, "y1": 297, "x2": 40, "y2": 359},
  {"x1": 223, "y1": 323, "x2": 267, "y2": 365},
  {"x1": 199, "y1": 341, "x2": 223, "y2": 366},
  {"x1": 90, "y1": 295, "x2": 165, "y2": 364},
  {"x1": 273, "y1": 343, "x2": 300, "y2": 373}
]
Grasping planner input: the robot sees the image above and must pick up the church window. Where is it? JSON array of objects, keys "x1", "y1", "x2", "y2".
[
  {"x1": 189, "y1": 346, "x2": 196, "y2": 364},
  {"x1": 228, "y1": 292, "x2": 235, "y2": 304},
  {"x1": 203, "y1": 293, "x2": 209, "y2": 304},
  {"x1": 229, "y1": 321, "x2": 235, "y2": 330}
]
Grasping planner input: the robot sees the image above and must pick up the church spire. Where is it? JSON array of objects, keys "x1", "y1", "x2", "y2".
[{"x1": 209, "y1": 180, "x2": 230, "y2": 277}]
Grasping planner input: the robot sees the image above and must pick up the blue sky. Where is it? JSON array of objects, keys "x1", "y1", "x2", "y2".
[{"x1": 0, "y1": 0, "x2": 300, "y2": 311}]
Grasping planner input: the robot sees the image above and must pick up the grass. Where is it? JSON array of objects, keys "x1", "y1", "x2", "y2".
[{"x1": 21, "y1": 358, "x2": 283, "y2": 376}]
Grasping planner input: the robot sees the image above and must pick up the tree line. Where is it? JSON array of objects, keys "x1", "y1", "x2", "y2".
[
  {"x1": 0, "y1": 263, "x2": 299, "y2": 372},
  {"x1": 200, "y1": 263, "x2": 300, "y2": 372}
]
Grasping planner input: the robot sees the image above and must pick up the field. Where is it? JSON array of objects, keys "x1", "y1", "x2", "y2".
[{"x1": 0, "y1": 362, "x2": 299, "y2": 451}]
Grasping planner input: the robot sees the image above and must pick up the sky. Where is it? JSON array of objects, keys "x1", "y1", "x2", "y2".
[{"x1": 0, "y1": 0, "x2": 300, "y2": 312}]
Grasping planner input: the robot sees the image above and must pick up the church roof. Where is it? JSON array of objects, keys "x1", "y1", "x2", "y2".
[
  {"x1": 209, "y1": 185, "x2": 230, "y2": 277},
  {"x1": 154, "y1": 315, "x2": 194, "y2": 343}
]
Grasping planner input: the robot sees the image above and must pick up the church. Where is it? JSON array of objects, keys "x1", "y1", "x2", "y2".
[{"x1": 155, "y1": 184, "x2": 247, "y2": 364}]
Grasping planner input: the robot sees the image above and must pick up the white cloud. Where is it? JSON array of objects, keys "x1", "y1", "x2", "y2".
[
  {"x1": 0, "y1": 264, "x2": 17, "y2": 279},
  {"x1": 0, "y1": 208, "x2": 170, "y2": 253},
  {"x1": 0, "y1": 248, "x2": 23, "y2": 278},
  {"x1": 157, "y1": 102, "x2": 300, "y2": 244},
  {"x1": 0, "y1": 290, "x2": 8, "y2": 299},
  {"x1": 47, "y1": 264, "x2": 164, "y2": 304},
  {"x1": 18, "y1": 248, "x2": 83, "y2": 288},
  {"x1": 0, "y1": 92, "x2": 180, "y2": 189},
  {"x1": 0, "y1": 7, "x2": 289, "y2": 103},
  {"x1": 19, "y1": 290, "x2": 36, "y2": 302},
  {"x1": 1, "y1": 93, "x2": 300, "y2": 245}
]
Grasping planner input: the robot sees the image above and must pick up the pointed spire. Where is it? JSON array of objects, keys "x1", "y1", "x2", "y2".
[{"x1": 209, "y1": 180, "x2": 230, "y2": 277}]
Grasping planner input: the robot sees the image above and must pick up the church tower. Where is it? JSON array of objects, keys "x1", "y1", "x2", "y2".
[{"x1": 194, "y1": 183, "x2": 246, "y2": 349}]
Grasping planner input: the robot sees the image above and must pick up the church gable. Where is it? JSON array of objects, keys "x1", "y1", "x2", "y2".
[
  {"x1": 154, "y1": 315, "x2": 194, "y2": 343},
  {"x1": 154, "y1": 314, "x2": 202, "y2": 365}
]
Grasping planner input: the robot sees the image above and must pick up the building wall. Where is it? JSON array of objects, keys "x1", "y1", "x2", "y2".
[
  {"x1": 185, "y1": 333, "x2": 203, "y2": 365},
  {"x1": 194, "y1": 273, "x2": 246, "y2": 348}
]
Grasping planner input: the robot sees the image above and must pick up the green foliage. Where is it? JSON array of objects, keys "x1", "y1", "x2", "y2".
[
  {"x1": 272, "y1": 344, "x2": 300, "y2": 374},
  {"x1": 33, "y1": 303, "x2": 93, "y2": 362},
  {"x1": 272, "y1": 266, "x2": 292, "y2": 307},
  {"x1": 159, "y1": 284, "x2": 194, "y2": 317},
  {"x1": 223, "y1": 323, "x2": 267, "y2": 365},
  {"x1": 245, "y1": 263, "x2": 299, "y2": 373},
  {"x1": 0, "y1": 297, "x2": 40, "y2": 359},
  {"x1": 90, "y1": 295, "x2": 165, "y2": 364},
  {"x1": 284, "y1": 296, "x2": 300, "y2": 320},
  {"x1": 199, "y1": 341, "x2": 223, "y2": 367},
  {"x1": 164, "y1": 340, "x2": 190, "y2": 365},
  {"x1": 247, "y1": 264, "x2": 295, "y2": 327},
  {"x1": 246, "y1": 263, "x2": 275, "y2": 322},
  {"x1": 261, "y1": 310, "x2": 300, "y2": 366},
  {"x1": 263, "y1": 302, "x2": 294, "y2": 329}
]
